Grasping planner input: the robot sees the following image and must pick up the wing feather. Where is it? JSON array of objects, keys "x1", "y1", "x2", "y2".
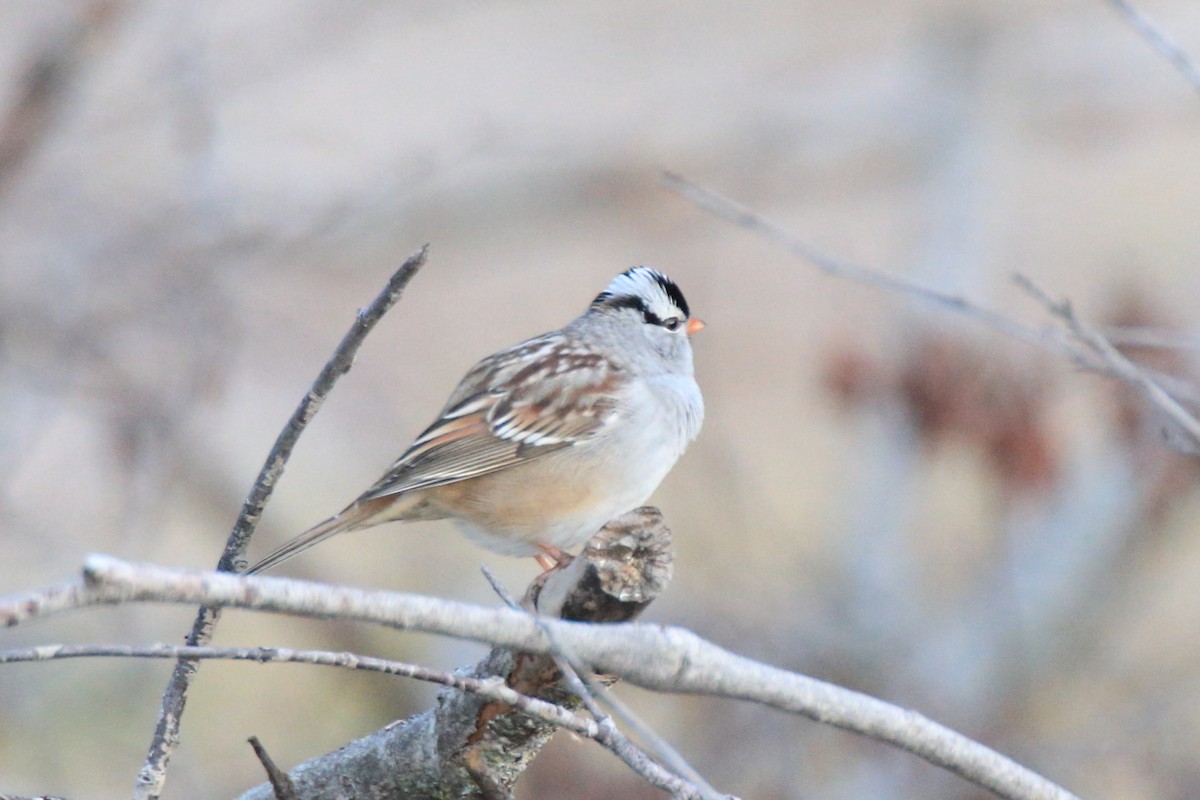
[{"x1": 357, "y1": 335, "x2": 623, "y2": 502}]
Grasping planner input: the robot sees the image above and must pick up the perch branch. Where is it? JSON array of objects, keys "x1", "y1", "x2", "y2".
[
  {"x1": 136, "y1": 245, "x2": 428, "y2": 800},
  {"x1": 236, "y1": 508, "x2": 692, "y2": 798},
  {"x1": 482, "y1": 564, "x2": 725, "y2": 800},
  {"x1": 2, "y1": 554, "x2": 1079, "y2": 800}
]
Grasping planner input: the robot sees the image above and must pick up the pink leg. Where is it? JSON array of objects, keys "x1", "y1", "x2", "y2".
[{"x1": 535, "y1": 543, "x2": 569, "y2": 572}]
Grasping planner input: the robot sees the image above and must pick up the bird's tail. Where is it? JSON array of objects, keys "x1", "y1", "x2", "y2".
[
  {"x1": 244, "y1": 502, "x2": 381, "y2": 575},
  {"x1": 244, "y1": 494, "x2": 425, "y2": 575}
]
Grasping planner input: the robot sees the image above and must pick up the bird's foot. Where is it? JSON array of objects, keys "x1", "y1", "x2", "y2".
[{"x1": 534, "y1": 543, "x2": 571, "y2": 572}]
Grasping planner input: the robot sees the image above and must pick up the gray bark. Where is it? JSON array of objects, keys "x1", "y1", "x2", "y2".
[{"x1": 237, "y1": 507, "x2": 673, "y2": 800}]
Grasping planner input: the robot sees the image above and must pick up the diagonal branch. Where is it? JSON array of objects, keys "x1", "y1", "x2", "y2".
[
  {"x1": 1013, "y1": 273, "x2": 1200, "y2": 451},
  {"x1": 662, "y1": 172, "x2": 1098, "y2": 366},
  {"x1": 1103, "y1": 0, "x2": 1200, "y2": 97},
  {"x1": 1102, "y1": 326, "x2": 1200, "y2": 351},
  {"x1": 135, "y1": 245, "x2": 429, "y2": 800},
  {"x1": 663, "y1": 172, "x2": 1200, "y2": 453}
]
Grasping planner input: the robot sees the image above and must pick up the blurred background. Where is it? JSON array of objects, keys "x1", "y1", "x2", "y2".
[{"x1": 2, "y1": 1, "x2": 1200, "y2": 798}]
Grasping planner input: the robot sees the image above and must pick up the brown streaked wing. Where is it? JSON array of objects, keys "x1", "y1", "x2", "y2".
[{"x1": 356, "y1": 349, "x2": 622, "y2": 502}]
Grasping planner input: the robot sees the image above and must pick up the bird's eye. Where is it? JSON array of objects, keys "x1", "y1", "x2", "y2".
[{"x1": 662, "y1": 317, "x2": 682, "y2": 331}]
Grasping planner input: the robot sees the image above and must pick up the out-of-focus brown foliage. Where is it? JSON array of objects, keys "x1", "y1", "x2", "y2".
[{"x1": 824, "y1": 332, "x2": 1060, "y2": 496}]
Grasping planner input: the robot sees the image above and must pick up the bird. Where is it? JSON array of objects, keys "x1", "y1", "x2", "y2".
[{"x1": 245, "y1": 266, "x2": 705, "y2": 575}]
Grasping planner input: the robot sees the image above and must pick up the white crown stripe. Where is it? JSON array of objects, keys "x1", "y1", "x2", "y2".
[{"x1": 602, "y1": 267, "x2": 688, "y2": 320}]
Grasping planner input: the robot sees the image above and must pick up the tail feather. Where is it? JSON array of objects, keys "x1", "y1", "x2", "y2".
[
  {"x1": 245, "y1": 513, "x2": 358, "y2": 575},
  {"x1": 244, "y1": 494, "x2": 426, "y2": 575}
]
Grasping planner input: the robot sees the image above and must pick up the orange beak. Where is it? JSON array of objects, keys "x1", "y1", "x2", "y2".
[{"x1": 686, "y1": 317, "x2": 706, "y2": 337}]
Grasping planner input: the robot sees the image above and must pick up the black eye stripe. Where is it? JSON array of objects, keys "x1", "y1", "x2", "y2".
[
  {"x1": 595, "y1": 295, "x2": 669, "y2": 327},
  {"x1": 599, "y1": 294, "x2": 650, "y2": 315},
  {"x1": 593, "y1": 292, "x2": 681, "y2": 318}
]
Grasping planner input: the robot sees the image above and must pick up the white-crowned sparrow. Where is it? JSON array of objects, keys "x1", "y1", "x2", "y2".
[{"x1": 246, "y1": 267, "x2": 704, "y2": 574}]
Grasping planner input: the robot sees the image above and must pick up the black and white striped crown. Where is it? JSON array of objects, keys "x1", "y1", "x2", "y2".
[{"x1": 592, "y1": 267, "x2": 690, "y2": 324}]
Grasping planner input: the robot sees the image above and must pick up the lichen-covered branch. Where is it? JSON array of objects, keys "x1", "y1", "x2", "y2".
[
  {"x1": 233, "y1": 508, "x2": 700, "y2": 800},
  {"x1": 3, "y1": 521, "x2": 1078, "y2": 800}
]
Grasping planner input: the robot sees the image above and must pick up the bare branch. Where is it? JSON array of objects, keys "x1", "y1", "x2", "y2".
[
  {"x1": 1014, "y1": 274, "x2": 1200, "y2": 451},
  {"x1": 1103, "y1": 325, "x2": 1200, "y2": 351},
  {"x1": 248, "y1": 737, "x2": 297, "y2": 800},
  {"x1": 662, "y1": 173, "x2": 1099, "y2": 367},
  {"x1": 483, "y1": 563, "x2": 725, "y2": 800},
  {"x1": 0, "y1": 643, "x2": 603, "y2": 741},
  {"x1": 663, "y1": 172, "x2": 1200, "y2": 453},
  {"x1": 137, "y1": 245, "x2": 429, "y2": 800},
  {"x1": 238, "y1": 509, "x2": 679, "y2": 799},
  {"x1": 4, "y1": 555, "x2": 1079, "y2": 800},
  {"x1": 1104, "y1": 0, "x2": 1200, "y2": 97}
]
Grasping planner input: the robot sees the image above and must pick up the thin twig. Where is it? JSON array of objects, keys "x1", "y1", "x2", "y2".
[
  {"x1": 248, "y1": 737, "x2": 297, "y2": 800},
  {"x1": 1104, "y1": 0, "x2": 1200, "y2": 97},
  {"x1": 663, "y1": 172, "x2": 1200, "y2": 453},
  {"x1": 662, "y1": 172, "x2": 1100, "y2": 368},
  {"x1": 1014, "y1": 274, "x2": 1200, "y2": 450},
  {"x1": 0, "y1": 643, "x2": 600, "y2": 740},
  {"x1": 480, "y1": 566, "x2": 725, "y2": 800},
  {"x1": 136, "y1": 245, "x2": 429, "y2": 800},
  {"x1": 5, "y1": 557, "x2": 1079, "y2": 800},
  {"x1": 1103, "y1": 325, "x2": 1200, "y2": 351}
]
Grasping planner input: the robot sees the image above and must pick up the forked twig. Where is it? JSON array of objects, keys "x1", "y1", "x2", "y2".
[
  {"x1": 1013, "y1": 274, "x2": 1200, "y2": 450},
  {"x1": 480, "y1": 566, "x2": 730, "y2": 800},
  {"x1": 136, "y1": 245, "x2": 429, "y2": 800}
]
